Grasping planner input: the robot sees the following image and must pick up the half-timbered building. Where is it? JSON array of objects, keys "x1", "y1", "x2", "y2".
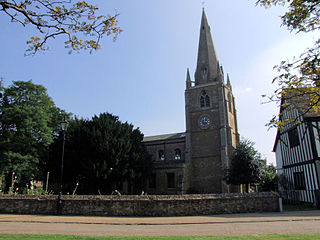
[{"x1": 273, "y1": 91, "x2": 320, "y2": 206}]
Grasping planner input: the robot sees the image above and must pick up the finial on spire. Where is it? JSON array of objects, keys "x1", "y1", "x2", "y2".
[{"x1": 202, "y1": 1, "x2": 205, "y2": 9}]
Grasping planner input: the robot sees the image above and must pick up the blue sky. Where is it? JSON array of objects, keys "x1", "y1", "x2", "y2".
[{"x1": 0, "y1": 0, "x2": 318, "y2": 164}]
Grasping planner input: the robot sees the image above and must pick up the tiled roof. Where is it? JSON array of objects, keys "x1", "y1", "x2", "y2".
[
  {"x1": 143, "y1": 132, "x2": 186, "y2": 142},
  {"x1": 273, "y1": 88, "x2": 320, "y2": 152},
  {"x1": 283, "y1": 88, "x2": 320, "y2": 118}
]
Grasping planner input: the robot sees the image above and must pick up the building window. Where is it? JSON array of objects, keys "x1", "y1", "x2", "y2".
[
  {"x1": 158, "y1": 150, "x2": 165, "y2": 161},
  {"x1": 293, "y1": 171, "x2": 306, "y2": 190},
  {"x1": 174, "y1": 149, "x2": 181, "y2": 160},
  {"x1": 167, "y1": 173, "x2": 175, "y2": 188},
  {"x1": 288, "y1": 127, "x2": 299, "y2": 148},
  {"x1": 149, "y1": 174, "x2": 156, "y2": 189},
  {"x1": 200, "y1": 96, "x2": 205, "y2": 108},
  {"x1": 202, "y1": 67, "x2": 207, "y2": 79},
  {"x1": 205, "y1": 95, "x2": 210, "y2": 107},
  {"x1": 200, "y1": 90, "x2": 210, "y2": 108}
]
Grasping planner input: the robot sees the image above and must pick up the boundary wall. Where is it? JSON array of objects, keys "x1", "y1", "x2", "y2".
[{"x1": 0, "y1": 192, "x2": 279, "y2": 216}]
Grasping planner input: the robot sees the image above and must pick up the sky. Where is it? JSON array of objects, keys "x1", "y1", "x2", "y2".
[{"x1": 0, "y1": 0, "x2": 318, "y2": 165}]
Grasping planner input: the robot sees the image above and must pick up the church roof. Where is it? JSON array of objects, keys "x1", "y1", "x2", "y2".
[{"x1": 143, "y1": 132, "x2": 186, "y2": 142}]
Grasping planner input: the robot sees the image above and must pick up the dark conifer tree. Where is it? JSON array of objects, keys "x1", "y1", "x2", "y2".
[
  {"x1": 47, "y1": 113, "x2": 152, "y2": 195},
  {"x1": 225, "y1": 139, "x2": 265, "y2": 192}
]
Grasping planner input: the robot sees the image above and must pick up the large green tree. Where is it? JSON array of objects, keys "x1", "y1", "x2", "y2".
[
  {"x1": 0, "y1": 0, "x2": 122, "y2": 55},
  {"x1": 47, "y1": 113, "x2": 152, "y2": 195},
  {"x1": 225, "y1": 139, "x2": 265, "y2": 192},
  {"x1": 257, "y1": 0, "x2": 320, "y2": 128},
  {"x1": 0, "y1": 80, "x2": 67, "y2": 192}
]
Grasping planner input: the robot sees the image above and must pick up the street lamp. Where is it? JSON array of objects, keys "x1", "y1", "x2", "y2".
[{"x1": 57, "y1": 117, "x2": 68, "y2": 215}]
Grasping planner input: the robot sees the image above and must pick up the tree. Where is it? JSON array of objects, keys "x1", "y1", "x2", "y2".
[
  {"x1": 47, "y1": 113, "x2": 152, "y2": 195},
  {"x1": 0, "y1": 0, "x2": 122, "y2": 55},
  {"x1": 256, "y1": 0, "x2": 320, "y2": 128},
  {"x1": 225, "y1": 139, "x2": 265, "y2": 192},
  {"x1": 0, "y1": 80, "x2": 67, "y2": 193},
  {"x1": 258, "y1": 163, "x2": 278, "y2": 192}
]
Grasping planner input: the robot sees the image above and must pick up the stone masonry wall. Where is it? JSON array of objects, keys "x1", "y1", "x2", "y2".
[{"x1": 0, "y1": 192, "x2": 279, "y2": 216}]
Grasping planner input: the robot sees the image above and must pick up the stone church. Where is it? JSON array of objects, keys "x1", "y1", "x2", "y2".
[{"x1": 143, "y1": 10, "x2": 240, "y2": 194}]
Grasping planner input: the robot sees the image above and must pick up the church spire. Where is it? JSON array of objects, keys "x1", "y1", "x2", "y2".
[{"x1": 194, "y1": 9, "x2": 219, "y2": 85}]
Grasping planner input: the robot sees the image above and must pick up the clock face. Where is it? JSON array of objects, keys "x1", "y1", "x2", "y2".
[{"x1": 199, "y1": 116, "x2": 210, "y2": 128}]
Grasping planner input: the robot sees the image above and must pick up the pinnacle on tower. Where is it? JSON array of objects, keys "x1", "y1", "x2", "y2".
[
  {"x1": 227, "y1": 74, "x2": 232, "y2": 90},
  {"x1": 186, "y1": 68, "x2": 192, "y2": 89},
  {"x1": 194, "y1": 9, "x2": 219, "y2": 85},
  {"x1": 227, "y1": 74, "x2": 231, "y2": 86}
]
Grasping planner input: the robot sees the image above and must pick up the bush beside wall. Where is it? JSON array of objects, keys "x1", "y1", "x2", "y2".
[{"x1": 0, "y1": 192, "x2": 279, "y2": 216}]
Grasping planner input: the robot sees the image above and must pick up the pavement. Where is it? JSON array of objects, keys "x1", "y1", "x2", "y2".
[{"x1": 0, "y1": 210, "x2": 320, "y2": 236}]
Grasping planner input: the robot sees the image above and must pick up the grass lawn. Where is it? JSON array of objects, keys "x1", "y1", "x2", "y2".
[{"x1": 0, "y1": 234, "x2": 320, "y2": 240}]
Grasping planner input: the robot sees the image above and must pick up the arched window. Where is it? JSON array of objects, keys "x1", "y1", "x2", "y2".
[
  {"x1": 200, "y1": 96, "x2": 205, "y2": 108},
  {"x1": 174, "y1": 149, "x2": 181, "y2": 160},
  {"x1": 205, "y1": 95, "x2": 210, "y2": 107},
  {"x1": 200, "y1": 90, "x2": 210, "y2": 108},
  {"x1": 202, "y1": 67, "x2": 207, "y2": 79},
  {"x1": 158, "y1": 150, "x2": 165, "y2": 161}
]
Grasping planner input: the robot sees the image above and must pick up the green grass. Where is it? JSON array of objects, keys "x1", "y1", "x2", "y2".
[{"x1": 0, "y1": 234, "x2": 320, "y2": 240}]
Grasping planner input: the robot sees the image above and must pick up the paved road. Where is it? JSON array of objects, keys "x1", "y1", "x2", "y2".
[{"x1": 0, "y1": 211, "x2": 320, "y2": 236}]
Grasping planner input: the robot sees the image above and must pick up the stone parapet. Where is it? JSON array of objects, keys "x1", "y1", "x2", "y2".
[{"x1": 0, "y1": 192, "x2": 279, "y2": 216}]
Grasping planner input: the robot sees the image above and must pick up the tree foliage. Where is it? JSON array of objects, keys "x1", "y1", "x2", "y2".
[
  {"x1": 225, "y1": 139, "x2": 265, "y2": 191},
  {"x1": 47, "y1": 113, "x2": 152, "y2": 195},
  {"x1": 0, "y1": 0, "x2": 122, "y2": 55},
  {"x1": 0, "y1": 80, "x2": 67, "y2": 192},
  {"x1": 258, "y1": 164, "x2": 278, "y2": 192},
  {"x1": 257, "y1": 0, "x2": 320, "y2": 32},
  {"x1": 257, "y1": 0, "x2": 320, "y2": 128}
]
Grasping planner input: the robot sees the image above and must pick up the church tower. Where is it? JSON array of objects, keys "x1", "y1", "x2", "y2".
[{"x1": 183, "y1": 9, "x2": 239, "y2": 193}]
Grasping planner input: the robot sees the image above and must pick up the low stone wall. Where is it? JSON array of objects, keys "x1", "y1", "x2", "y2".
[{"x1": 0, "y1": 192, "x2": 279, "y2": 216}]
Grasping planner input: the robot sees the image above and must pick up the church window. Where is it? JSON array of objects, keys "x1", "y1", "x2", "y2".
[
  {"x1": 158, "y1": 150, "x2": 165, "y2": 161},
  {"x1": 200, "y1": 96, "x2": 205, "y2": 108},
  {"x1": 202, "y1": 67, "x2": 207, "y2": 79},
  {"x1": 205, "y1": 95, "x2": 210, "y2": 107},
  {"x1": 200, "y1": 90, "x2": 210, "y2": 108},
  {"x1": 174, "y1": 149, "x2": 181, "y2": 160},
  {"x1": 167, "y1": 173, "x2": 175, "y2": 188},
  {"x1": 203, "y1": 68, "x2": 207, "y2": 74}
]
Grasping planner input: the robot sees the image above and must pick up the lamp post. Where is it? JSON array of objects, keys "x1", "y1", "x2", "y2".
[{"x1": 57, "y1": 117, "x2": 68, "y2": 215}]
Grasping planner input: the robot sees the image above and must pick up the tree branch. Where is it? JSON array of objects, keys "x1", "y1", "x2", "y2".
[{"x1": 0, "y1": 0, "x2": 122, "y2": 55}]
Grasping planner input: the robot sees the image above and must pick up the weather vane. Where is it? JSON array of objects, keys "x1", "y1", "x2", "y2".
[{"x1": 202, "y1": 1, "x2": 205, "y2": 9}]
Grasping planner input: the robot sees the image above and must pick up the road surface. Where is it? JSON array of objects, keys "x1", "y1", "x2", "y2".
[{"x1": 0, "y1": 210, "x2": 319, "y2": 236}]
